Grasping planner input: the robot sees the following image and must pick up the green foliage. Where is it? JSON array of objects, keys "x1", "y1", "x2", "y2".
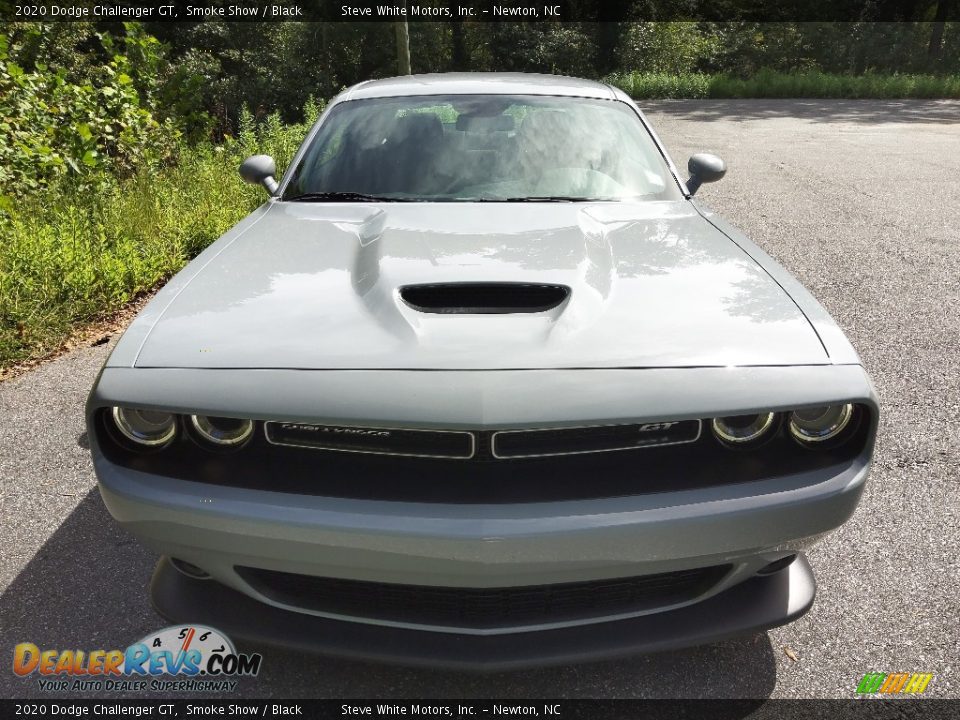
[
  {"x1": 606, "y1": 70, "x2": 960, "y2": 99},
  {"x1": 302, "y1": 95, "x2": 326, "y2": 125},
  {"x1": 0, "y1": 111, "x2": 310, "y2": 367},
  {"x1": 148, "y1": 21, "x2": 352, "y2": 133},
  {"x1": 468, "y1": 23, "x2": 597, "y2": 76},
  {"x1": 618, "y1": 23, "x2": 720, "y2": 75},
  {"x1": 0, "y1": 24, "x2": 178, "y2": 199},
  {"x1": 700, "y1": 22, "x2": 960, "y2": 76},
  {"x1": 606, "y1": 71, "x2": 711, "y2": 98}
]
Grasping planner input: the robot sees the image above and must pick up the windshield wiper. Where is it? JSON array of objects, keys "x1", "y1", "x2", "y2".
[
  {"x1": 284, "y1": 191, "x2": 410, "y2": 202},
  {"x1": 478, "y1": 196, "x2": 612, "y2": 203}
]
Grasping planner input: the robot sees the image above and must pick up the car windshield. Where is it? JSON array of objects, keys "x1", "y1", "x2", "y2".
[{"x1": 282, "y1": 94, "x2": 682, "y2": 202}]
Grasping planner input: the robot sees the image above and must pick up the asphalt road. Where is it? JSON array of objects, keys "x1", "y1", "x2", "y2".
[{"x1": 1, "y1": 100, "x2": 958, "y2": 701}]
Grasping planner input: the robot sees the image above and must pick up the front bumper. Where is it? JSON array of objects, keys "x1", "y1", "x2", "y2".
[
  {"x1": 97, "y1": 454, "x2": 867, "y2": 590},
  {"x1": 151, "y1": 553, "x2": 815, "y2": 670},
  {"x1": 90, "y1": 365, "x2": 875, "y2": 665},
  {"x1": 96, "y1": 453, "x2": 867, "y2": 662}
]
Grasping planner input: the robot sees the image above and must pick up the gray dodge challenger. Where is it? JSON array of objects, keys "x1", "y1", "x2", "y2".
[{"x1": 86, "y1": 73, "x2": 878, "y2": 669}]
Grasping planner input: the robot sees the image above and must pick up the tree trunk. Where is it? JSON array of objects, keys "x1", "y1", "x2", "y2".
[
  {"x1": 451, "y1": 22, "x2": 468, "y2": 71},
  {"x1": 927, "y1": 0, "x2": 949, "y2": 60},
  {"x1": 597, "y1": 22, "x2": 623, "y2": 75},
  {"x1": 320, "y1": 23, "x2": 330, "y2": 90},
  {"x1": 396, "y1": 11, "x2": 411, "y2": 75}
]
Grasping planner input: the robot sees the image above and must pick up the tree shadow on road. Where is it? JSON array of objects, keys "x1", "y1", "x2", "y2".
[
  {"x1": 643, "y1": 99, "x2": 960, "y2": 125},
  {"x1": 2, "y1": 489, "x2": 778, "y2": 700}
]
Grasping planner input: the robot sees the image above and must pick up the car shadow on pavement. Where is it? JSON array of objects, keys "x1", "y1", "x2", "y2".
[
  {"x1": 2, "y1": 489, "x2": 778, "y2": 700},
  {"x1": 645, "y1": 98, "x2": 960, "y2": 125}
]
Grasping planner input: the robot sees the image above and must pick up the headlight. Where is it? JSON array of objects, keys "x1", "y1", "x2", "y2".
[
  {"x1": 190, "y1": 415, "x2": 254, "y2": 447},
  {"x1": 112, "y1": 407, "x2": 176, "y2": 447},
  {"x1": 789, "y1": 404, "x2": 853, "y2": 444},
  {"x1": 711, "y1": 412, "x2": 776, "y2": 446}
]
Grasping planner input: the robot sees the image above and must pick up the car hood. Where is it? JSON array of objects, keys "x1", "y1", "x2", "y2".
[{"x1": 133, "y1": 201, "x2": 828, "y2": 370}]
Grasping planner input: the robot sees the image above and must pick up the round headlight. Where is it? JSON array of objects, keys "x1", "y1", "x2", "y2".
[
  {"x1": 190, "y1": 415, "x2": 254, "y2": 447},
  {"x1": 712, "y1": 412, "x2": 776, "y2": 446},
  {"x1": 789, "y1": 404, "x2": 853, "y2": 444},
  {"x1": 112, "y1": 407, "x2": 177, "y2": 447}
]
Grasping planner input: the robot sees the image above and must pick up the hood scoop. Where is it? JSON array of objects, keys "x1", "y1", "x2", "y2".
[{"x1": 399, "y1": 283, "x2": 570, "y2": 314}]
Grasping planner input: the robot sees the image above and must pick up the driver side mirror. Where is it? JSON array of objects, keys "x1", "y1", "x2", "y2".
[
  {"x1": 686, "y1": 153, "x2": 726, "y2": 196},
  {"x1": 239, "y1": 155, "x2": 279, "y2": 195}
]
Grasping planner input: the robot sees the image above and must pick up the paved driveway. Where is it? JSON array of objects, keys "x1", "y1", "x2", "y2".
[{"x1": 1, "y1": 100, "x2": 957, "y2": 699}]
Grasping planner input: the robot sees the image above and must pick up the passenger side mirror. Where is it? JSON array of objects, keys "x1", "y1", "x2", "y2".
[
  {"x1": 239, "y1": 155, "x2": 279, "y2": 195},
  {"x1": 686, "y1": 153, "x2": 726, "y2": 196}
]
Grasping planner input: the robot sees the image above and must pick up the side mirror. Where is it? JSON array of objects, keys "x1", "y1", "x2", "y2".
[
  {"x1": 239, "y1": 154, "x2": 279, "y2": 195},
  {"x1": 686, "y1": 153, "x2": 726, "y2": 196}
]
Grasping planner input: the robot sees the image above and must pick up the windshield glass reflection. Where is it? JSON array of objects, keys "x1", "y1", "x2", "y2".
[{"x1": 283, "y1": 94, "x2": 682, "y2": 203}]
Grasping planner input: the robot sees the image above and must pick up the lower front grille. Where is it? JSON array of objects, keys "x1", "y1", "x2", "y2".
[{"x1": 236, "y1": 565, "x2": 731, "y2": 629}]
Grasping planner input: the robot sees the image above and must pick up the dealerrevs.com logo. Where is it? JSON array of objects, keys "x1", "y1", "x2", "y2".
[{"x1": 13, "y1": 625, "x2": 262, "y2": 693}]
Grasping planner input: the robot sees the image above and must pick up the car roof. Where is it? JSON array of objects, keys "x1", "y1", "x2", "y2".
[{"x1": 342, "y1": 73, "x2": 620, "y2": 101}]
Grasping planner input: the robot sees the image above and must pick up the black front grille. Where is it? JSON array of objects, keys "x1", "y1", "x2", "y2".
[
  {"x1": 262, "y1": 420, "x2": 699, "y2": 461},
  {"x1": 400, "y1": 283, "x2": 569, "y2": 314},
  {"x1": 236, "y1": 565, "x2": 731, "y2": 629}
]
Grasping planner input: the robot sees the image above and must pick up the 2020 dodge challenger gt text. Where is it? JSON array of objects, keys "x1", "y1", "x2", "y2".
[{"x1": 87, "y1": 73, "x2": 877, "y2": 669}]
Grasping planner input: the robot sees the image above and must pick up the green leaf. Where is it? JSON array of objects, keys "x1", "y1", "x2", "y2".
[
  {"x1": 6, "y1": 62, "x2": 23, "y2": 78},
  {"x1": 77, "y1": 123, "x2": 93, "y2": 141},
  {"x1": 81, "y1": 150, "x2": 99, "y2": 167},
  {"x1": 117, "y1": 73, "x2": 133, "y2": 85}
]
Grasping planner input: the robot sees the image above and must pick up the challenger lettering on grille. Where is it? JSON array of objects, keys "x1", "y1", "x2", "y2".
[
  {"x1": 279, "y1": 424, "x2": 391, "y2": 437},
  {"x1": 264, "y1": 422, "x2": 474, "y2": 459}
]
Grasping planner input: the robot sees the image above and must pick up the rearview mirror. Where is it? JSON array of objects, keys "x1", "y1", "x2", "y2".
[
  {"x1": 686, "y1": 153, "x2": 726, "y2": 196},
  {"x1": 455, "y1": 114, "x2": 515, "y2": 132},
  {"x1": 239, "y1": 155, "x2": 279, "y2": 195}
]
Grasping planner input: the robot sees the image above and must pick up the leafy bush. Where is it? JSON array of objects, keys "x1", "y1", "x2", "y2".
[
  {"x1": 0, "y1": 24, "x2": 178, "y2": 200},
  {"x1": 617, "y1": 23, "x2": 720, "y2": 75},
  {"x1": 470, "y1": 23, "x2": 597, "y2": 77}
]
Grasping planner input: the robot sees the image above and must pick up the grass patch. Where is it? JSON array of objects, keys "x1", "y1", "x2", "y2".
[
  {"x1": 606, "y1": 70, "x2": 960, "y2": 99},
  {"x1": 0, "y1": 114, "x2": 308, "y2": 369}
]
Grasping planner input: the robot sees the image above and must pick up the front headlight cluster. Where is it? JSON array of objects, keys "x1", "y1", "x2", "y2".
[
  {"x1": 109, "y1": 407, "x2": 253, "y2": 450},
  {"x1": 711, "y1": 404, "x2": 856, "y2": 448},
  {"x1": 107, "y1": 404, "x2": 860, "y2": 455}
]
